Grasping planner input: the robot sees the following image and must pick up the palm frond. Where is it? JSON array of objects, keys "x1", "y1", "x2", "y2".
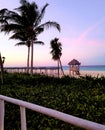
[
  {"x1": 20, "y1": 0, "x2": 27, "y2": 5},
  {"x1": 35, "y1": 3, "x2": 49, "y2": 26},
  {"x1": 15, "y1": 42, "x2": 26, "y2": 46},
  {"x1": 0, "y1": 24, "x2": 23, "y2": 33},
  {"x1": 0, "y1": 8, "x2": 8, "y2": 14},
  {"x1": 37, "y1": 21, "x2": 61, "y2": 32},
  {"x1": 35, "y1": 27, "x2": 44, "y2": 35},
  {"x1": 0, "y1": 9, "x2": 10, "y2": 24},
  {"x1": 15, "y1": 40, "x2": 30, "y2": 47},
  {"x1": 16, "y1": 0, "x2": 38, "y2": 26},
  {"x1": 34, "y1": 41, "x2": 44, "y2": 45},
  {"x1": 10, "y1": 32, "x2": 27, "y2": 41},
  {"x1": 50, "y1": 38, "x2": 62, "y2": 60},
  {"x1": 9, "y1": 12, "x2": 24, "y2": 24}
]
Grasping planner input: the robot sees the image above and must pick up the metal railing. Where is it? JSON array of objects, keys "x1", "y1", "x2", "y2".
[{"x1": 0, "y1": 94, "x2": 105, "y2": 130}]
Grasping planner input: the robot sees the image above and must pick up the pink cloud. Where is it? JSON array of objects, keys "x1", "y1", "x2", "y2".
[{"x1": 77, "y1": 18, "x2": 105, "y2": 42}]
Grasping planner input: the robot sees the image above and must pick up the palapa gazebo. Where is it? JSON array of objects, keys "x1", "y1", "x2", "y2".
[{"x1": 68, "y1": 59, "x2": 81, "y2": 76}]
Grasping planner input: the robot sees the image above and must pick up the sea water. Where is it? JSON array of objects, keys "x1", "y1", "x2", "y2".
[{"x1": 63, "y1": 65, "x2": 105, "y2": 71}]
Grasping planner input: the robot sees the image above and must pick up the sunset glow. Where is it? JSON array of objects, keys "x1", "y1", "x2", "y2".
[{"x1": 0, "y1": 0, "x2": 105, "y2": 67}]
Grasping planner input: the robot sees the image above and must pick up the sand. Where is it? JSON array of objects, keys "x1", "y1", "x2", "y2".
[
  {"x1": 80, "y1": 70, "x2": 105, "y2": 77},
  {"x1": 63, "y1": 70, "x2": 105, "y2": 77},
  {"x1": 36, "y1": 69, "x2": 105, "y2": 78}
]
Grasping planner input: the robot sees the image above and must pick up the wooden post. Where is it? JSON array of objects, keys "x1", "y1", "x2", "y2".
[
  {"x1": 0, "y1": 99, "x2": 4, "y2": 130},
  {"x1": 0, "y1": 53, "x2": 4, "y2": 84}
]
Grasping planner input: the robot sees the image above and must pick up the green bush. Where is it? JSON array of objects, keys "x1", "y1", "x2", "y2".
[{"x1": 1, "y1": 73, "x2": 105, "y2": 130}]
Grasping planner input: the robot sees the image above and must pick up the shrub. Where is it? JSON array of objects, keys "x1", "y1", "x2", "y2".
[{"x1": 1, "y1": 73, "x2": 105, "y2": 129}]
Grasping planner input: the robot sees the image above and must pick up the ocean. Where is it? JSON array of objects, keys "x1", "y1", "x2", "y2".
[
  {"x1": 5, "y1": 65, "x2": 105, "y2": 72},
  {"x1": 63, "y1": 65, "x2": 105, "y2": 71}
]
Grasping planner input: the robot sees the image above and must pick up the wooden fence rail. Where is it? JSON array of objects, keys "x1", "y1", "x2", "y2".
[
  {"x1": 4, "y1": 67, "x2": 59, "y2": 76},
  {"x1": 0, "y1": 94, "x2": 105, "y2": 130}
]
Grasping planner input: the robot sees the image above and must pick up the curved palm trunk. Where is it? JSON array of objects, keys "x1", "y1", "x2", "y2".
[
  {"x1": 58, "y1": 60, "x2": 59, "y2": 78},
  {"x1": 59, "y1": 59, "x2": 65, "y2": 76},
  {"x1": 27, "y1": 46, "x2": 30, "y2": 74}
]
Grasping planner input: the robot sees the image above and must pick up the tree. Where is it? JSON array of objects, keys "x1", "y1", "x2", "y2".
[
  {"x1": 50, "y1": 38, "x2": 64, "y2": 77},
  {"x1": 0, "y1": 0, "x2": 61, "y2": 75}
]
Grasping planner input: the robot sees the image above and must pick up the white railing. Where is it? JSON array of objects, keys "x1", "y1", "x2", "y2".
[{"x1": 0, "y1": 94, "x2": 105, "y2": 130}]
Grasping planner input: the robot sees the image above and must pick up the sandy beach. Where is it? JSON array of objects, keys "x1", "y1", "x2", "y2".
[
  {"x1": 63, "y1": 70, "x2": 105, "y2": 77},
  {"x1": 80, "y1": 70, "x2": 105, "y2": 77}
]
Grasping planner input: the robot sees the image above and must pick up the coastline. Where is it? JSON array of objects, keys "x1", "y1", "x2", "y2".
[
  {"x1": 63, "y1": 70, "x2": 105, "y2": 77},
  {"x1": 4, "y1": 66, "x2": 105, "y2": 77},
  {"x1": 80, "y1": 70, "x2": 105, "y2": 77}
]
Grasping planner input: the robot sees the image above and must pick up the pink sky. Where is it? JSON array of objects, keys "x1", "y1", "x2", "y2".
[{"x1": 0, "y1": 0, "x2": 105, "y2": 67}]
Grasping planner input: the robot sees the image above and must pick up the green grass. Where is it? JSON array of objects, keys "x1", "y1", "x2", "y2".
[{"x1": 1, "y1": 73, "x2": 105, "y2": 130}]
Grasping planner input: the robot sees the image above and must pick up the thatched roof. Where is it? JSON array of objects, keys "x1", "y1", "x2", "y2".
[{"x1": 68, "y1": 59, "x2": 81, "y2": 65}]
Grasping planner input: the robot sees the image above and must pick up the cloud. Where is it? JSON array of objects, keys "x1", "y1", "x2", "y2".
[
  {"x1": 77, "y1": 18, "x2": 105, "y2": 42},
  {"x1": 60, "y1": 17, "x2": 105, "y2": 46}
]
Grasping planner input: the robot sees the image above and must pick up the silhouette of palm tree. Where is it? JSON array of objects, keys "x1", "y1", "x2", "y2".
[
  {"x1": 50, "y1": 38, "x2": 64, "y2": 77},
  {"x1": 0, "y1": 0, "x2": 61, "y2": 75}
]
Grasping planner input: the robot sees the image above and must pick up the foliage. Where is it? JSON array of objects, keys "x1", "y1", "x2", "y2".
[
  {"x1": 1, "y1": 73, "x2": 105, "y2": 130},
  {"x1": 50, "y1": 38, "x2": 62, "y2": 60},
  {"x1": 50, "y1": 38, "x2": 64, "y2": 77}
]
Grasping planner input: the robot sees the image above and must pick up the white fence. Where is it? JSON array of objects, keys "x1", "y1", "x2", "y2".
[{"x1": 0, "y1": 94, "x2": 105, "y2": 130}]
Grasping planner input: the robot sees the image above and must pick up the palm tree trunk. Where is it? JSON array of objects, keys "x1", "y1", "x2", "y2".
[
  {"x1": 58, "y1": 60, "x2": 59, "y2": 78},
  {"x1": 59, "y1": 59, "x2": 65, "y2": 76},
  {"x1": 30, "y1": 39, "x2": 33, "y2": 75},
  {"x1": 27, "y1": 46, "x2": 30, "y2": 74}
]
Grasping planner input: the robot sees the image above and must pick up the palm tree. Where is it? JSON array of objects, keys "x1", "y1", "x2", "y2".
[
  {"x1": 50, "y1": 38, "x2": 64, "y2": 77},
  {"x1": 0, "y1": 0, "x2": 61, "y2": 75}
]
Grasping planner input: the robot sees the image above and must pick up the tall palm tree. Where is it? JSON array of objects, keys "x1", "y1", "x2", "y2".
[
  {"x1": 0, "y1": 0, "x2": 61, "y2": 75},
  {"x1": 50, "y1": 38, "x2": 64, "y2": 77}
]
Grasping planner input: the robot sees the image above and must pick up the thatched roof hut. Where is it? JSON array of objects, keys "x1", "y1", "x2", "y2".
[
  {"x1": 68, "y1": 59, "x2": 81, "y2": 76},
  {"x1": 68, "y1": 59, "x2": 81, "y2": 65}
]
